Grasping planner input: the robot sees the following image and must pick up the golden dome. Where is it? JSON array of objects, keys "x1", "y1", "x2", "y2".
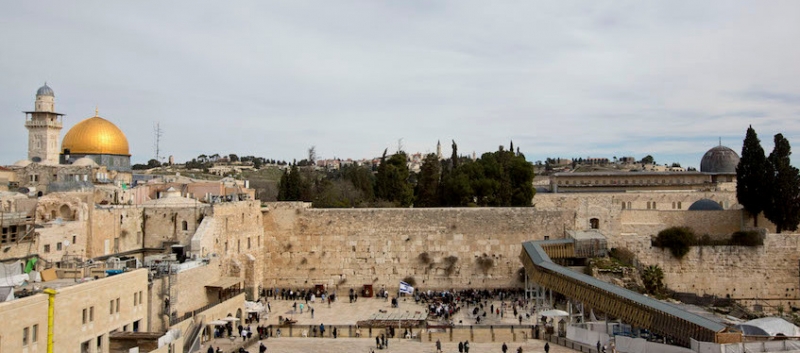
[{"x1": 62, "y1": 114, "x2": 130, "y2": 156}]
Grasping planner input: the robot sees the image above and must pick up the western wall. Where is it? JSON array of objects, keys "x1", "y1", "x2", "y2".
[{"x1": 258, "y1": 191, "x2": 800, "y2": 310}]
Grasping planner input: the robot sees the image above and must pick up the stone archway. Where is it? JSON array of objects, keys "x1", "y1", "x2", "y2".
[{"x1": 59, "y1": 204, "x2": 72, "y2": 221}]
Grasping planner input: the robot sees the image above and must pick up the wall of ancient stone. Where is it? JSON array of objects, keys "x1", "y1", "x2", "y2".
[
  {"x1": 635, "y1": 233, "x2": 800, "y2": 310},
  {"x1": 260, "y1": 202, "x2": 573, "y2": 291}
]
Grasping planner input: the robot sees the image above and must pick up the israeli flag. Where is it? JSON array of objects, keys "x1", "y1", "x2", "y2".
[{"x1": 399, "y1": 281, "x2": 414, "y2": 294}]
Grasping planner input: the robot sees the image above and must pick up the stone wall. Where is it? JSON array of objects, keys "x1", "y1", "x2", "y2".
[
  {"x1": 261, "y1": 203, "x2": 573, "y2": 290},
  {"x1": 617, "y1": 209, "x2": 743, "y2": 240},
  {"x1": 634, "y1": 233, "x2": 800, "y2": 311}
]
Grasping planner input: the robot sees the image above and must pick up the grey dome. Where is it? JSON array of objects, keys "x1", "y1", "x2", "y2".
[
  {"x1": 36, "y1": 83, "x2": 54, "y2": 97},
  {"x1": 700, "y1": 145, "x2": 739, "y2": 174},
  {"x1": 688, "y1": 199, "x2": 723, "y2": 211}
]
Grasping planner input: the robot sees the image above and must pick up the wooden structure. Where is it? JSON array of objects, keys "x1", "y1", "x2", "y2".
[{"x1": 520, "y1": 239, "x2": 736, "y2": 347}]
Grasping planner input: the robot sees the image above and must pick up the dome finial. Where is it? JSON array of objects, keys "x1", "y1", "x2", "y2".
[{"x1": 95, "y1": 106, "x2": 99, "y2": 117}]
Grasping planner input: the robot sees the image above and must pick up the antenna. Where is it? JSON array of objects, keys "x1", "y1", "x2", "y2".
[{"x1": 154, "y1": 122, "x2": 163, "y2": 162}]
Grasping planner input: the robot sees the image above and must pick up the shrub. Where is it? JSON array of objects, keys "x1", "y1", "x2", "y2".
[
  {"x1": 444, "y1": 256, "x2": 459, "y2": 276},
  {"x1": 609, "y1": 247, "x2": 636, "y2": 267},
  {"x1": 402, "y1": 276, "x2": 416, "y2": 287},
  {"x1": 654, "y1": 227, "x2": 696, "y2": 259},
  {"x1": 730, "y1": 231, "x2": 763, "y2": 246},
  {"x1": 418, "y1": 252, "x2": 432, "y2": 265},
  {"x1": 642, "y1": 265, "x2": 665, "y2": 295},
  {"x1": 476, "y1": 255, "x2": 494, "y2": 275}
]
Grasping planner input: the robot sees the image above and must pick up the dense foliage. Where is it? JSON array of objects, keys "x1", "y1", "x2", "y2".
[
  {"x1": 764, "y1": 134, "x2": 800, "y2": 233},
  {"x1": 736, "y1": 126, "x2": 768, "y2": 226},
  {"x1": 654, "y1": 227, "x2": 696, "y2": 259},
  {"x1": 278, "y1": 141, "x2": 536, "y2": 208}
]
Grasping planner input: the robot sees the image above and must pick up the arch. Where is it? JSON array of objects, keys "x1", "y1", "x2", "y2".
[
  {"x1": 50, "y1": 210, "x2": 57, "y2": 220},
  {"x1": 236, "y1": 308, "x2": 243, "y2": 321},
  {"x1": 590, "y1": 218, "x2": 600, "y2": 229},
  {"x1": 59, "y1": 204, "x2": 72, "y2": 220},
  {"x1": 37, "y1": 191, "x2": 43, "y2": 197},
  {"x1": 181, "y1": 220, "x2": 188, "y2": 231}
]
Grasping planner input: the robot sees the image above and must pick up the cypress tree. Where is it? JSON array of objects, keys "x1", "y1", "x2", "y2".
[
  {"x1": 764, "y1": 134, "x2": 800, "y2": 233},
  {"x1": 736, "y1": 126, "x2": 768, "y2": 226}
]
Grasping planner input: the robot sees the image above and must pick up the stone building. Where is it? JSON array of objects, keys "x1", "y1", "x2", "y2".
[
  {"x1": 8, "y1": 84, "x2": 133, "y2": 196},
  {"x1": 24, "y1": 83, "x2": 64, "y2": 165},
  {"x1": 550, "y1": 145, "x2": 740, "y2": 193},
  {"x1": 0, "y1": 269, "x2": 149, "y2": 353}
]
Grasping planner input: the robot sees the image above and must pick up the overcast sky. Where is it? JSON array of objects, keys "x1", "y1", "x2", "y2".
[{"x1": 2, "y1": 1, "x2": 799, "y2": 168}]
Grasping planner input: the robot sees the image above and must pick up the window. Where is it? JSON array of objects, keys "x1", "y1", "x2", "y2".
[
  {"x1": 32, "y1": 324, "x2": 38, "y2": 343},
  {"x1": 23, "y1": 327, "x2": 29, "y2": 346},
  {"x1": 110, "y1": 300, "x2": 114, "y2": 315},
  {"x1": 133, "y1": 320, "x2": 140, "y2": 332},
  {"x1": 89, "y1": 306, "x2": 94, "y2": 322},
  {"x1": 627, "y1": 202, "x2": 632, "y2": 209},
  {"x1": 73, "y1": 235, "x2": 76, "y2": 244},
  {"x1": 44, "y1": 244, "x2": 51, "y2": 253},
  {"x1": 237, "y1": 240, "x2": 241, "y2": 253},
  {"x1": 134, "y1": 292, "x2": 138, "y2": 306},
  {"x1": 590, "y1": 218, "x2": 599, "y2": 229},
  {"x1": 83, "y1": 308, "x2": 88, "y2": 324},
  {"x1": 678, "y1": 202, "x2": 682, "y2": 209},
  {"x1": 56, "y1": 242, "x2": 63, "y2": 251},
  {"x1": 116, "y1": 298, "x2": 120, "y2": 313},
  {"x1": 139, "y1": 291, "x2": 143, "y2": 305},
  {"x1": 248, "y1": 237, "x2": 251, "y2": 249},
  {"x1": 181, "y1": 220, "x2": 188, "y2": 231}
]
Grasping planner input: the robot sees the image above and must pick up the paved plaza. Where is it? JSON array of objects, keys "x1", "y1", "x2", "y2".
[{"x1": 203, "y1": 293, "x2": 580, "y2": 353}]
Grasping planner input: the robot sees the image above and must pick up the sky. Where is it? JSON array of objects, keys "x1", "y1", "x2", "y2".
[{"x1": 1, "y1": 1, "x2": 799, "y2": 169}]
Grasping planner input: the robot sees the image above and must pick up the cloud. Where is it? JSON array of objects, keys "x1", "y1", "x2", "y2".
[{"x1": 1, "y1": 1, "x2": 799, "y2": 170}]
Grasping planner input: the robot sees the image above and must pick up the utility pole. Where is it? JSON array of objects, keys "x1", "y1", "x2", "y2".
[{"x1": 154, "y1": 122, "x2": 163, "y2": 162}]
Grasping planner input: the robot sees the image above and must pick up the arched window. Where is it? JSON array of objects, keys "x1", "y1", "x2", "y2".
[
  {"x1": 59, "y1": 205, "x2": 72, "y2": 220},
  {"x1": 590, "y1": 218, "x2": 600, "y2": 229},
  {"x1": 181, "y1": 220, "x2": 188, "y2": 231}
]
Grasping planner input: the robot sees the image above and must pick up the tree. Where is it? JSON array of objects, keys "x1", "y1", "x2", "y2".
[
  {"x1": 375, "y1": 150, "x2": 414, "y2": 207},
  {"x1": 736, "y1": 126, "x2": 768, "y2": 226},
  {"x1": 308, "y1": 146, "x2": 317, "y2": 166},
  {"x1": 147, "y1": 159, "x2": 161, "y2": 168},
  {"x1": 764, "y1": 134, "x2": 800, "y2": 233},
  {"x1": 277, "y1": 164, "x2": 304, "y2": 201},
  {"x1": 641, "y1": 155, "x2": 655, "y2": 165},
  {"x1": 228, "y1": 154, "x2": 239, "y2": 162},
  {"x1": 414, "y1": 153, "x2": 441, "y2": 207}
]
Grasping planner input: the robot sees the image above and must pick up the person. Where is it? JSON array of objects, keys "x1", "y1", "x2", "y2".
[
  {"x1": 502, "y1": 342, "x2": 508, "y2": 353},
  {"x1": 458, "y1": 341, "x2": 464, "y2": 353},
  {"x1": 319, "y1": 323, "x2": 325, "y2": 337},
  {"x1": 517, "y1": 347, "x2": 523, "y2": 353},
  {"x1": 596, "y1": 341, "x2": 601, "y2": 353},
  {"x1": 384, "y1": 333, "x2": 388, "y2": 348},
  {"x1": 215, "y1": 348, "x2": 222, "y2": 353},
  {"x1": 259, "y1": 342, "x2": 267, "y2": 353},
  {"x1": 376, "y1": 336, "x2": 381, "y2": 349},
  {"x1": 464, "y1": 340, "x2": 470, "y2": 353},
  {"x1": 333, "y1": 327, "x2": 338, "y2": 339},
  {"x1": 603, "y1": 346, "x2": 607, "y2": 353},
  {"x1": 208, "y1": 346, "x2": 214, "y2": 353},
  {"x1": 311, "y1": 307, "x2": 315, "y2": 319},
  {"x1": 436, "y1": 339, "x2": 442, "y2": 353},
  {"x1": 544, "y1": 342, "x2": 550, "y2": 353}
]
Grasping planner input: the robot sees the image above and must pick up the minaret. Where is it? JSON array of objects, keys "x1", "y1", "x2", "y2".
[
  {"x1": 436, "y1": 140, "x2": 442, "y2": 160},
  {"x1": 25, "y1": 83, "x2": 64, "y2": 164}
]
